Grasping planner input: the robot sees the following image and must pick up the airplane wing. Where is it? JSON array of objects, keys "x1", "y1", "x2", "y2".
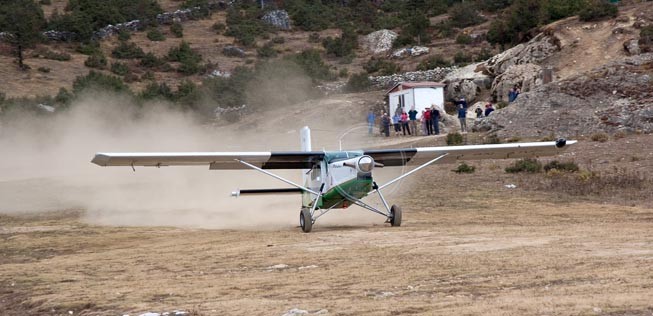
[
  {"x1": 91, "y1": 151, "x2": 325, "y2": 169},
  {"x1": 364, "y1": 139, "x2": 577, "y2": 166},
  {"x1": 92, "y1": 140, "x2": 576, "y2": 169}
]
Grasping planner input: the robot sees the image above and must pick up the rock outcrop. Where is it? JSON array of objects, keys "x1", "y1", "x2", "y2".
[
  {"x1": 261, "y1": 10, "x2": 291, "y2": 30},
  {"x1": 485, "y1": 33, "x2": 560, "y2": 77},
  {"x1": 391, "y1": 46, "x2": 429, "y2": 58},
  {"x1": 443, "y1": 63, "x2": 492, "y2": 103},
  {"x1": 491, "y1": 63, "x2": 543, "y2": 102},
  {"x1": 361, "y1": 30, "x2": 397, "y2": 54},
  {"x1": 369, "y1": 67, "x2": 455, "y2": 89}
]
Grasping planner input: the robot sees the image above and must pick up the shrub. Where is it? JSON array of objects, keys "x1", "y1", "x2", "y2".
[
  {"x1": 55, "y1": 87, "x2": 73, "y2": 105},
  {"x1": 446, "y1": 132, "x2": 464, "y2": 145},
  {"x1": 171, "y1": 22, "x2": 183, "y2": 38},
  {"x1": 257, "y1": 43, "x2": 277, "y2": 58},
  {"x1": 308, "y1": 32, "x2": 320, "y2": 43},
  {"x1": 417, "y1": 55, "x2": 451, "y2": 70},
  {"x1": 140, "y1": 52, "x2": 165, "y2": 68},
  {"x1": 84, "y1": 53, "x2": 107, "y2": 69},
  {"x1": 112, "y1": 41, "x2": 145, "y2": 59},
  {"x1": 72, "y1": 71, "x2": 131, "y2": 94},
  {"x1": 505, "y1": 158, "x2": 542, "y2": 173},
  {"x1": 118, "y1": 29, "x2": 131, "y2": 41},
  {"x1": 579, "y1": 0, "x2": 618, "y2": 22},
  {"x1": 363, "y1": 58, "x2": 400, "y2": 75},
  {"x1": 506, "y1": 137, "x2": 522, "y2": 143},
  {"x1": 40, "y1": 0, "x2": 52, "y2": 4},
  {"x1": 455, "y1": 33, "x2": 473, "y2": 45},
  {"x1": 110, "y1": 62, "x2": 130, "y2": 76},
  {"x1": 147, "y1": 28, "x2": 165, "y2": 41},
  {"x1": 225, "y1": 8, "x2": 268, "y2": 47},
  {"x1": 286, "y1": 49, "x2": 335, "y2": 82},
  {"x1": 453, "y1": 162, "x2": 475, "y2": 174},
  {"x1": 139, "y1": 82, "x2": 174, "y2": 100},
  {"x1": 322, "y1": 27, "x2": 358, "y2": 58},
  {"x1": 639, "y1": 25, "x2": 653, "y2": 51},
  {"x1": 212, "y1": 22, "x2": 225, "y2": 33},
  {"x1": 41, "y1": 50, "x2": 72, "y2": 61},
  {"x1": 338, "y1": 68, "x2": 348, "y2": 78},
  {"x1": 449, "y1": 2, "x2": 484, "y2": 27},
  {"x1": 483, "y1": 134, "x2": 501, "y2": 144},
  {"x1": 167, "y1": 41, "x2": 202, "y2": 75},
  {"x1": 345, "y1": 73, "x2": 371, "y2": 92},
  {"x1": 77, "y1": 42, "x2": 101, "y2": 56},
  {"x1": 142, "y1": 71, "x2": 155, "y2": 81},
  {"x1": 591, "y1": 132, "x2": 609, "y2": 142},
  {"x1": 271, "y1": 36, "x2": 285, "y2": 44},
  {"x1": 496, "y1": 101, "x2": 509, "y2": 109},
  {"x1": 454, "y1": 51, "x2": 472, "y2": 65},
  {"x1": 544, "y1": 160, "x2": 579, "y2": 173},
  {"x1": 37, "y1": 66, "x2": 50, "y2": 73}
]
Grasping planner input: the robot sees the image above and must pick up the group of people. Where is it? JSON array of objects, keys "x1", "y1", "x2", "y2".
[
  {"x1": 369, "y1": 105, "x2": 442, "y2": 137},
  {"x1": 367, "y1": 95, "x2": 505, "y2": 137}
]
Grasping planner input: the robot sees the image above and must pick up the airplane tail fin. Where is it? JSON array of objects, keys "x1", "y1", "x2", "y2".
[{"x1": 300, "y1": 126, "x2": 311, "y2": 186}]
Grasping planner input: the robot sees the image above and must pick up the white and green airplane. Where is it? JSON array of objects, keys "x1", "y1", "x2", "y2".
[{"x1": 92, "y1": 127, "x2": 576, "y2": 232}]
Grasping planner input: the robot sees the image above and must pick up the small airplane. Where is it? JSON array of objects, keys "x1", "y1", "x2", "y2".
[{"x1": 92, "y1": 127, "x2": 576, "y2": 232}]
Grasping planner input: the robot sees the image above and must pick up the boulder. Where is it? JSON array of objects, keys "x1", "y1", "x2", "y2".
[
  {"x1": 446, "y1": 80, "x2": 480, "y2": 104},
  {"x1": 361, "y1": 30, "x2": 397, "y2": 54},
  {"x1": 485, "y1": 33, "x2": 560, "y2": 76},
  {"x1": 624, "y1": 39, "x2": 640, "y2": 55},
  {"x1": 491, "y1": 63, "x2": 543, "y2": 102},
  {"x1": 223, "y1": 45, "x2": 246, "y2": 57},
  {"x1": 391, "y1": 46, "x2": 429, "y2": 58},
  {"x1": 261, "y1": 10, "x2": 291, "y2": 30}
]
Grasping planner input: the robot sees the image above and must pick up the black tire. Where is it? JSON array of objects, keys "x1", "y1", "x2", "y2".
[
  {"x1": 300, "y1": 208, "x2": 313, "y2": 233},
  {"x1": 390, "y1": 205, "x2": 402, "y2": 227}
]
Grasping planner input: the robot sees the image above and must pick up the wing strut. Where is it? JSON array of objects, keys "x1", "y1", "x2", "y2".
[
  {"x1": 235, "y1": 159, "x2": 319, "y2": 195},
  {"x1": 372, "y1": 153, "x2": 449, "y2": 193}
]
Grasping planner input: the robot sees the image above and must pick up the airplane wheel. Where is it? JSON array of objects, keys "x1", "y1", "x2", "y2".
[
  {"x1": 390, "y1": 205, "x2": 402, "y2": 227},
  {"x1": 300, "y1": 208, "x2": 313, "y2": 233}
]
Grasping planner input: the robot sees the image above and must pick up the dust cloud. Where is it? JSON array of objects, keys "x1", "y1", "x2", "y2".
[{"x1": 0, "y1": 90, "x2": 403, "y2": 230}]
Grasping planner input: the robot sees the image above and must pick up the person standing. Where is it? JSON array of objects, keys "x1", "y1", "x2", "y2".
[
  {"x1": 367, "y1": 109, "x2": 376, "y2": 135},
  {"x1": 408, "y1": 107, "x2": 418, "y2": 136},
  {"x1": 458, "y1": 104, "x2": 467, "y2": 133},
  {"x1": 423, "y1": 108, "x2": 432, "y2": 135},
  {"x1": 474, "y1": 107, "x2": 483, "y2": 118},
  {"x1": 430, "y1": 105, "x2": 440, "y2": 135},
  {"x1": 401, "y1": 111, "x2": 411, "y2": 135},
  {"x1": 381, "y1": 113, "x2": 390, "y2": 137},
  {"x1": 484, "y1": 103, "x2": 494, "y2": 116},
  {"x1": 392, "y1": 112, "x2": 401, "y2": 136}
]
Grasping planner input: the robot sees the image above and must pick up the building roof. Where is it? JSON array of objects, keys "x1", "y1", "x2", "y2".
[{"x1": 386, "y1": 81, "x2": 446, "y2": 94}]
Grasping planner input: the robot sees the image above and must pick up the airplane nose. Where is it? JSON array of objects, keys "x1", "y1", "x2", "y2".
[{"x1": 358, "y1": 156, "x2": 374, "y2": 173}]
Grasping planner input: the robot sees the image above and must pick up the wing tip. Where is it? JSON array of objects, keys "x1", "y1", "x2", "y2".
[{"x1": 91, "y1": 153, "x2": 110, "y2": 166}]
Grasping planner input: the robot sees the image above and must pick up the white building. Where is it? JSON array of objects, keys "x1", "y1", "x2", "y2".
[{"x1": 386, "y1": 81, "x2": 445, "y2": 119}]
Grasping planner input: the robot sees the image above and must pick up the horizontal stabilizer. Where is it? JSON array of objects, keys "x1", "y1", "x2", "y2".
[{"x1": 231, "y1": 188, "x2": 304, "y2": 197}]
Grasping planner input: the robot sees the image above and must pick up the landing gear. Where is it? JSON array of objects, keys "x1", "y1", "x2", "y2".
[
  {"x1": 300, "y1": 208, "x2": 313, "y2": 233},
  {"x1": 390, "y1": 204, "x2": 402, "y2": 227}
]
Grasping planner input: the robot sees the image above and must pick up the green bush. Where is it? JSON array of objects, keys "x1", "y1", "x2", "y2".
[
  {"x1": 505, "y1": 158, "x2": 542, "y2": 173},
  {"x1": 455, "y1": 33, "x2": 472, "y2": 45},
  {"x1": 37, "y1": 66, "x2": 50, "y2": 73},
  {"x1": 579, "y1": 0, "x2": 618, "y2": 21},
  {"x1": 39, "y1": 49, "x2": 72, "y2": 61},
  {"x1": 322, "y1": 27, "x2": 358, "y2": 58},
  {"x1": 147, "y1": 28, "x2": 165, "y2": 41},
  {"x1": 112, "y1": 41, "x2": 145, "y2": 59},
  {"x1": 453, "y1": 162, "x2": 476, "y2": 174},
  {"x1": 454, "y1": 51, "x2": 472, "y2": 65},
  {"x1": 212, "y1": 22, "x2": 225, "y2": 33},
  {"x1": 110, "y1": 62, "x2": 130, "y2": 76},
  {"x1": 167, "y1": 41, "x2": 202, "y2": 75},
  {"x1": 55, "y1": 87, "x2": 73, "y2": 105},
  {"x1": 591, "y1": 132, "x2": 609, "y2": 142},
  {"x1": 257, "y1": 43, "x2": 277, "y2": 58},
  {"x1": 544, "y1": 160, "x2": 579, "y2": 173},
  {"x1": 345, "y1": 73, "x2": 371, "y2": 92},
  {"x1": 40, "y1": 0, "x2": 52, "y2": 4},
  {"x1": 77, "y1": 42, "x2": 101, "y2": 55},
  {"x1": 483, "y1": 134, "x2": 501, "y2": 144},
  {"x1": 118, "y1": 29, "x2": 131, "y2": 41},
  {"x1": 72, "y1": 70, "x2": 131, "y2": 94},
  {"x1": 417, "y1": 55, "x2": 451, "y2": 70},
  {"x1": 225, "y1": 7, "x2": 268, "y2": 47},
  {"x1": 170, "y1": 22, "x2": 183, "y2": 38},
  {"x1": 139, "y1": 82, "x2": 174, "y2": 100},
  {"x1": 139, "y1": 52, "x2": 165, "y2": 68},
  {"x1": 84, "y1": 53, "x2": 107, "y2": 69},
  {"x1": 363, "y1": 58, "x2": 400, "y2": 75},
  {"x1": 308, "y1": 32, "x2": 320, "y2": 43},
  {"x1": 286, "y1": 49, "x2": 335, "y2": 82},
  {"x1": 446, "y1": 132, "x2": 464, "y2": 145},
  {"x1": 448, "y1": 2, "x2": 485, "y2": 28}
]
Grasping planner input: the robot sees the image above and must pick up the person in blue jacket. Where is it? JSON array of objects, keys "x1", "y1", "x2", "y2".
[
  {"x1": 367, "y1": 109, "x2": 376, "y2": 135},
  {"x1": 458, "y1": 104, "x2": 467, "y2": 133}
]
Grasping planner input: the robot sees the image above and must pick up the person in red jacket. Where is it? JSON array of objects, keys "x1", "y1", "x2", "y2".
[
  {"x1": 422, "y1": 108, "x2": 432, "y2": 135},
  {"x1": 400, "y1": 111, "x2": 410, "y2": 135}
]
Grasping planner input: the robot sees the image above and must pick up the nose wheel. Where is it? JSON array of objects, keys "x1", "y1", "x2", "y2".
[{"x1": 300, "y1": 208, "x2": 313, "y2": 233}]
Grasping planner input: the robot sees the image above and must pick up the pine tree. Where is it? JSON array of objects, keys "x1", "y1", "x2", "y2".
[{"x1": 0, "y1": 0, "x2": 46, "y2": 69}]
